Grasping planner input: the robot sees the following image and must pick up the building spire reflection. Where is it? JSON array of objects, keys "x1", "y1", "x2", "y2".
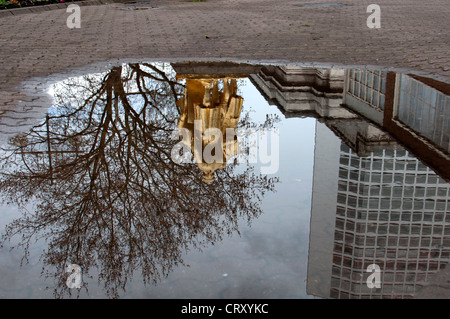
[
  {"x1": 173, "y1": 62, "x2": 260, "y2": 183},
  {"x1": 176, "y1": 77, "x2": 243, "y2": 182}
]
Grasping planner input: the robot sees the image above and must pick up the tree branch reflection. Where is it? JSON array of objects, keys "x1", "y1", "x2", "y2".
[{"x1": 0, "y1": 63, "x2": 278, "y2": 298}]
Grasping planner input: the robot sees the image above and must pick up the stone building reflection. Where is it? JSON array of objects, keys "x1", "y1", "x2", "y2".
[
  {"x1": 250, "y1": 65, "x2": 449, "y2": 179},
  {"x1": 343, "y1": 69, "x2": 450, "y2": 181},
  {"x1": 249, "y1": 65, "x2": 450, "y2": 298},
  {"x1": 249, "y1": 66, "x2": 398, "y2": 157}
]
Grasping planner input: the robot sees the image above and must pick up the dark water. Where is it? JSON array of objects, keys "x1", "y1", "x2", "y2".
[{"x1": 0, "y1": 62, "x2": 448, "y2": 299}]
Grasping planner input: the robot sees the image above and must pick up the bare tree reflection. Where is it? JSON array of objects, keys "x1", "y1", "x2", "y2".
[{"x1": 0, "y1": 63, "x2": 278, "y2": 298}]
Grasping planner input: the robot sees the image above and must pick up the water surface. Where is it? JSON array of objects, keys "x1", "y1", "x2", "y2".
[{"x1": 0, "y1": 61, "x2": 448, "y2": 299}]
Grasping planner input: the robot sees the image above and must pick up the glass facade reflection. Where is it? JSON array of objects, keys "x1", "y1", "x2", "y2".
[
  {"x1": 331, "y1": 144, "x2": 450, "y2": 299},
  {"x1": 397, "y1": 74, "x2": 449, "y2": 153},
  {"x1": 347, "y1": 69, "x2": 387, "y2": 111}
]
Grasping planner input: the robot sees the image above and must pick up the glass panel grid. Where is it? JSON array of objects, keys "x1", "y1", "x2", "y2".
[
  {"x1": 332, "y1": 145, "x2": 450, "y2": 298},
  {"x1": 396, "y1": 75, "x2": 449, "y2": 152},
  {"x1": 347, "y1": 70, "x2": 387, "y2": 111}
]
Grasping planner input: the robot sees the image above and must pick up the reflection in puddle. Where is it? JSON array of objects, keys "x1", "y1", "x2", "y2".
[
  {"x1": 175, "y1": 74, "x2": 244, "y2": 183},
  {"x1": 0, "y1": 63, "x2": 278, "y2": 298},
  {"x1": 0, "y1": 62, "x2": 449, "y2": 299}
]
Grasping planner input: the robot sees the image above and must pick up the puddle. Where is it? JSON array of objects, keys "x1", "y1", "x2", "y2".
[{"x1": 0, "y1": 61, "x2": 449, "y2": 299}]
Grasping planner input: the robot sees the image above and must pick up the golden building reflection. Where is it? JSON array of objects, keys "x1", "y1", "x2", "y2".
[{"x1": 175, "y1": 75, "x2": 244, "y2": 183}]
